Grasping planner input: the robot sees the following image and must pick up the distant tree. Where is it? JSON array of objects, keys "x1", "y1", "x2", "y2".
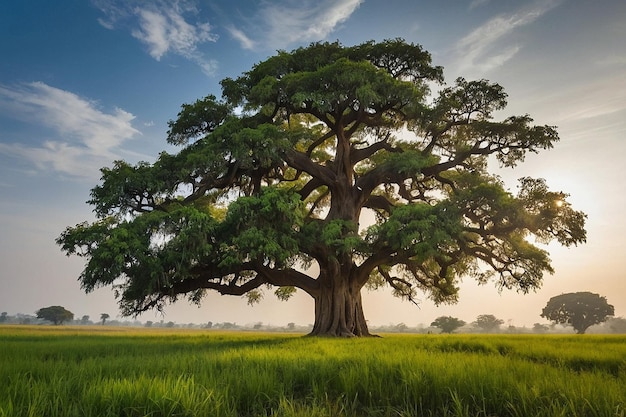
[
  {"x1": 36, "y1": 306, "x2": 74, "y2": 325},
  {"x1": 0, "y1": 312, "x2": 7, "y2": 323},
  {"x1": 430, "y1": 316, "x2": 466, "y2": 333},
  {"x1": 17, "y1": 314, "x2": 34, "y2": 325},
  {"x1": 100, "y1": 313, "x2": 110, "y2": 325},
  {"x1": 166, "y1": 321, "x2": 175, "y2": 328},
  {"x1": 474, "y1": 314, "x2": 504, "y2": 332},
  {"x1": 145, "y1": 320, "x2": 153, "y2": 327},
  {"x1": 532, "y1": 323, "x2": 549, "y2": 333},
  {"x1": 605, "y1": 317, "x2": 626, "y2": 334},
  {"x1": 394, "y1": 323, "x2": 409, "y2": 332},
  {"x1": 287, "y1": 322, "x2": 296, "y2": 330},
  {"x1": 541, "y1": 292, "x2": 614, "y2": 334},
  {"x1": 56, "y1": 39, "x2": 587, "y2": 337},
  {"x1": 506, "y1": 325, "x2": 519, "y2": 333},
  {"x1": 80, "y1": 315, "x2": 90, "y2": 324},
  {"x1": 205, "y1": 321, "x2": 213, "y2": 329}
]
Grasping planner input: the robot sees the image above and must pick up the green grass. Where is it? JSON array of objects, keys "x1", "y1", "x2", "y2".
[{"x1": 1, "y1": 326, "x2": 625, "y2": 416}]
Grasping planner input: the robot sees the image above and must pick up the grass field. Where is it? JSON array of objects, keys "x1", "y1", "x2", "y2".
[{"x1": 0, "y1": 326, "x2": 624, "y2": 416}]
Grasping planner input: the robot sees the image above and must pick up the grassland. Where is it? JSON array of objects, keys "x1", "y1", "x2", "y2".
[{"x1": 0, "y1": 326, "x2": 624, "y2": 416}]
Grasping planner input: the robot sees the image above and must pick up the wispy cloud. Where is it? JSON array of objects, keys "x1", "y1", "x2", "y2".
[
  {"x1": 0, "y1": 82, "x2": 140, "y2": 179},
  {"x1": 469, "y1": 0, "x2": 491, "y2": 10},
  {"x1": 549, "y1": 76, "x2": 626, "y2": 123},
  {"x1": 94, "y1": 0, "x2": 218, "y2": 75},
  {"x1": 227, "y1": 25, "x2": 255, "y2": 50},
  {"x1": 597, "y1": 54, "x2": 626, "y2": 68},
  {"x1": 230, "y1": 0, "x2": 363, "y2": 50},
  {"x1": 452, "y1": 0, "x2": 563, "y2": 75}
]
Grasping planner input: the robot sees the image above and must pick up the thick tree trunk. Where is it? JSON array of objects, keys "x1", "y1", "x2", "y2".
[
  {"x1": 308, "y1": 147, "x2": 373, "y2": 336},
  {"x1": 309, "y1": 276, "x2": 372, "y2": 337}
]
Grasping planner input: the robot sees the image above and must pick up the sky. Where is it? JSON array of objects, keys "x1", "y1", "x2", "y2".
[{"x1": 1, "y1": 0, "x2": 625, "y2": 328}]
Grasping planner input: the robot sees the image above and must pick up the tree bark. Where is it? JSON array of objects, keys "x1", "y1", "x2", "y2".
[{"x1": 309, "y1": 270, "x2": 372, "y2": 337}]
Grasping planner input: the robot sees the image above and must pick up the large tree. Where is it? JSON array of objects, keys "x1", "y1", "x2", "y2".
[
  {"x1": 57, "y1": 39, "x2": 586, "y2": 337},
  {"x1": 36, "y1": 306, "x2": 74, "y2": 325},
  {"x1": 541, "y1": 292, "x2": 614, "y2": 334}
]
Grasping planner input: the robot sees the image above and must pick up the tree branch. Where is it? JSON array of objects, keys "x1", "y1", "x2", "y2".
[
  {"x1": 363, "y1": 194, "x2": 395, "y2": 214},
  {"x1": 306, "y1": 130, "x2": 336, "y2": 157},
  {"x1": 170, "y1": 262, "x2": 320, "y2": 299},
  {"x1": 284, "y1": 149, "x2": 335, "y2": 185},
  {"x1": 350, "y1": 133, "x2": 400, "y2": 165}
]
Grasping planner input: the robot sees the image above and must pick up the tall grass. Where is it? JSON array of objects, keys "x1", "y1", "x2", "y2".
[{"x1": 1, "y1": 326, "x2": 624, "y2": 416}]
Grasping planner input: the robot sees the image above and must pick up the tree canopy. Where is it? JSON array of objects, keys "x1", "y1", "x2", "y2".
[
  {"x1": 431, "y1": 316, "x2": 466, "y2": 333},
  {"x1": 36, "y1": 306, "x2": 74, "y2": 325},
  {"x1": 473, "y1": 314, "x2": 504, "y2": 332},
  {"x1": 541, "y1": 292, "x2": 614, "y2": 334},
  {"x1": 57, "y1": 39, "x2": 587, "y2": 337}
]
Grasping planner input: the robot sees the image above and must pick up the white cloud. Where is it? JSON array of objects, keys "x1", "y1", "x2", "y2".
[
  {"x1": 94, "y1": 0, "x2": 218, "y2": 75},
  {"x1": 235, "y1": 0, "x2": 362, "y2": 50},
  {"x1": 132, "y1": 8, "x2": 170, "y2": 59},
  {"x1": 0, "y1": 82, "x2": 140, "y2": 179},
  {"x1": 452, "y1": 0, "x2": 563, "y2": 75},
  {"x1": 193, "y1": 57, "x2": 219, "y2": 77},
  {"x1": 227, "y1": 25, "x2": 256, "y2": 50},
  {"x1": 132, "y1": 5, "x2": 217, "y2": 59},
  {"x1": 94, "y1": 0, "x2": 360, "y2": 64},
  {"x1": 97, "y1": 17, "x2": 116, "y2": 30},
  {"x1": 93, "y1": 0, "x2": 127, "y2": 29}
]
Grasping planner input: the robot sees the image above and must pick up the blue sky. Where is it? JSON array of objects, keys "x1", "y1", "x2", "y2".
[{"x1": 1, "y1": 0, "x2": 625, "y2": 327}]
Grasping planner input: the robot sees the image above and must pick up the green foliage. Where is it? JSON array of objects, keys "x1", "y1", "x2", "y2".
[
  {"x1": 274, "y1": 286, "x2": 297, "y2": 301},
  {"x1": 367, "y1": 203, "x2": 460, "y2": 256},
  {"x1": 166, "y1": 94, "x2": 231, "y2": 145},
  {"x1": 59, "y1": 188, "x2": 303, "y2": 315},
  {"x1": 58, "y1": 206, "x2": 217, "y2": 294},
  {"x1": 541, "y1": 292, "x2": 615, "y2": 334},
  {"x1": 1, "y1": 328, "x2": 625, "y2": 417},
  {"x1": 277, "y1": 58, "x2": 425, "y2": 118},
  {"x1": 218, "y1": 187, "x2": 304, "y2": 268},
  {"x1": 383, "y1": 150, "x2": 439, "y2": 175},
  {"x1": 320, "y1": 220, "x2": 362, "y2": 254}
]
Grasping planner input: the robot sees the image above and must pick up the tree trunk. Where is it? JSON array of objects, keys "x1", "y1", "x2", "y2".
[
  {"x1": 309, "y1": 275, "x2": 373, "y2": 337},
  {"x1": 308, "y1": 155, "x2": 373, "y2": 337}
]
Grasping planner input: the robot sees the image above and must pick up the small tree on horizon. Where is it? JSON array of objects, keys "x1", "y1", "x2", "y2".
[
  {"x1": 541, "y1": 292, "x2": 614, "y2": 334},
  {"x1": 474, "y1": 314, "x2": 504, "y2": 333},
  {"x1": 100, "y1": 313, "x2": 110, "y2": 325},
  {"x1": 36, "y1": 306, "x2": 74, "y2": 325},
  {"x1": 605, "y1": 317, "x2": 626, "y2": 334},
  {"x1": 431, "y1": 316, "x2": 466, "y2": 333},
  {"x1": 56, "y1": 39, "x2": 587, "y2": 337}
]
